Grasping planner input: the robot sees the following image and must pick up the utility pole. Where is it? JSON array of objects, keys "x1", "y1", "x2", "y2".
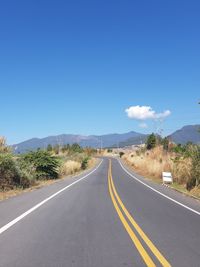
[
  {"x1": 98, "y1": 138, "x2": 103, "y2": 154},
  {"x1": 100, "y1": 139, "x2": 103, "y2": 151}
]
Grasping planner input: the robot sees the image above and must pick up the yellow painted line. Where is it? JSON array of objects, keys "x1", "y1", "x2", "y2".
[
  {"x1": 109, "y1": 160, "x2": 171, "y2": 267},
  {"x1": 108, "y1": 162, "x2": 156, "y2": 267}
]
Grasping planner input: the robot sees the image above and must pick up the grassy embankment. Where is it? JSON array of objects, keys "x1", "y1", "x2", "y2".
[
  {"x1": 0, "y1": 138, "x2": 97, "y2": 200},
  {"x1": 120, "y1": 135, "x2": 200, "y2": 199}
]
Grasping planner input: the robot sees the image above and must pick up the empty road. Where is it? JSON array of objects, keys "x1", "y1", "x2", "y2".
[{"x1": 0, "y1": 158, "x2": 200, "y2": 267}]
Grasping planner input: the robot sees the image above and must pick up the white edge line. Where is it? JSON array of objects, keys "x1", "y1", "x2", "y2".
[
  {"x1": 118, "y1": 159, "x2": 200, "y2": 216},
  {"x1": 0, "y1": 159, "x2": 103, "y2": 235}
]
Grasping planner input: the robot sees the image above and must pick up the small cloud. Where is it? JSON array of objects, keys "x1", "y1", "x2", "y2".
[
  {"x1": 139, "y1": 122, "x2": 148, "y2": 128},
  {"x1": 125, "y1": 105, "x2": 171, "y2": 120}
]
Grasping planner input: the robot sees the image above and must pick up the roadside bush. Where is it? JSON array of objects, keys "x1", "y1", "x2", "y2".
[
  {"x1": 70, "y1": 143, "x2": 83, "y2": 153},
  {"x1": 81, "y1": 157, "x2": 89, "y2": 170},
  {"x1": 162, "y1": 137, "x2": 169, "y2": 151},
  {"x1": 187, "y1": 146, "x2": 200, "y2": 190},
  {"x1": 17, "y1": 157, "x2": 36, "y2": 186},
  {"x1": 0, "y1": 137, "x2": 11, "y2": 153},
  {"x1": 0, "y1": 153, "x2": 33, "y2": 190},
  {"x1": 22, "y1": 150, "x2": 60, "y2": 180},
  {"x1": 0, "y1": 153, "x2": 18, "y2": 190},
  {"x1": 61, "y1": 144, "x2": 70, "y2": 153},
  {"x1": 146, "y1": 133, "x2": 156, "y2": 150},
  {"x1": 119, "y1": 152, "x2": 125, "y2": 158},
  {"x1": 47, "y1": 144, "x2": 53, "y2": 152},
  {"x1": 53, "y1": 144, "x2": 60, "y2": 155},
  {"x1": 84, "y1": 147, "x2": 97, "y2": 156},
  {"x1": 172, "y1": 156, "x2": 192, "y2": 185}
]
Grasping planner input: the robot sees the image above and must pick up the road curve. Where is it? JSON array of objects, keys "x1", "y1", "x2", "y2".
[{"x1": 0, "y1": 158, "x2": 199, "y2": 267}]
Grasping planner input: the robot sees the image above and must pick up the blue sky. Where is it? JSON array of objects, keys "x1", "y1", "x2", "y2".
[{"x1": 0, "y1": 0, "x2": 199, "y2": 144}]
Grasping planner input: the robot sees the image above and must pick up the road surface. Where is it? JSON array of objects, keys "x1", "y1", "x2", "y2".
[{"x1": 0, "y1": 158, "x2": 200, "y2": 267}]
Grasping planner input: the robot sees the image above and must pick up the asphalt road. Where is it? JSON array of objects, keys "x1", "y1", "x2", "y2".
[{"x1": 0, "y1": 158, "x2": 200, "y2": 267}]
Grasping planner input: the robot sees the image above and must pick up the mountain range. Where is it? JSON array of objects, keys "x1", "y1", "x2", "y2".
[
  {"x1": 168, "y1": 124, "x2": 200, "y2": 145},
  {"x1": 12, "y1": 124, "x2": 200, "y2": 153}
]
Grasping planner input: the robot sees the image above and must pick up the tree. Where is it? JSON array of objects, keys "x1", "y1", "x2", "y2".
[
  {"x1": 70, "y1": 143, "x2": 83, "y2": 153},
  {"x1": 47, "y1": 144, "x2": 53, "y2": 152},
  {"x1": 53, "y1": 144, "x2": 60, "y2": 155},
  {"x1": 61, "y1": 144, "x2": 69, "y2": 153},
  {"x1": 162, "y1": 137, "x2": 169, "y2": 151},
  {"x1": 146, "y1": 133, "x2": 156, "y2": 150}
]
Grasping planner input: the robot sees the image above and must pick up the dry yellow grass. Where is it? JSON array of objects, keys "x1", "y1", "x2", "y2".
[
  {"x1": 124, "y1": 146, "x2": 171, "y2": 180},
  {"x1": 59, "y1": 157, "x2": 98, "y2": 177},
  {"x1": 123, "y1": 146, "x2": 192, "y2": 185},
  {"x1": 0, "y1": 136, "x2": 10, "y2": 153},
  {"x1": 0, "y1": 179, "x2": 59, "y2": 201},
  {"x1": 122, "y1": 146, "x2": 200, "y2": 199},
  {"x1": 88, "y1": 157, "x2": 97, "y2": 168},
  {"x1": 60, "y1": 160, "x2": 82, "y2": 176}
]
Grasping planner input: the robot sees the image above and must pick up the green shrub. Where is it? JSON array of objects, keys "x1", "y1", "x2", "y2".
[
  {"x1": 47, "y1": 144, "x2": 53, "y2": 152},
  {"x1": 0, "y1": 153, "x2": 18, "y2": 189},
  {"x1": 22, "y1": 150, "x2": 60, "y2": 180},
  {"x1": 172, "y1": 143, "x2": 193, "y2": 158},
  {"x1": 81, "y1": 157, "x2": 89, "y2": 170},
  {"x1": 70, "y1": 143, "x2": 83, "y2": 153},
  {"x1": 162, "y1": 137, "x2": 169, "y2": 151},
  {"x1": 0, "y1": 153, "x2": 33, "y2": 190},
  {"x1": 119, "y1": 152, "x2": 125, "y2": 158},
  {"x1": 146, "y1": 133, "x2": 156, "y2": 150},
  {"x1": 17, "y1": 157, "x2": 36, "y2": 185}
]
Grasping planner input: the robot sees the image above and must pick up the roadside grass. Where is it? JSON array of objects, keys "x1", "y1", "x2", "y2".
[
  {"x1": 122, "y1": 146, "x2": 200, "y2": 200},
  {"x1": 60, "y1": 160, "x2": 82, "y2": 176},
  {"x1": 0, "y1": 143, "x2": 97, "y2": 201},
  {"x1": 0, "y1": 137, "x2": 99, "y2": 201},
  {"x1": 0, "y1": 179, "x2": 59, "y2": 201},
  {"x1": 0, "y1": 157, "x2": 98, "y2": 201},
  {"x1": 123, "y1": 146, "x2": 173, "y2": 180}
]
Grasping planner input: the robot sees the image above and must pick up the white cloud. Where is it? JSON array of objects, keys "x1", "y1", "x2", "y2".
[
  {"x1": 139, "y1": 122, "x2": 148, "y2": 128},
  {"x1": 125, "y1": 105, "x2": 171, "y2": 120}
]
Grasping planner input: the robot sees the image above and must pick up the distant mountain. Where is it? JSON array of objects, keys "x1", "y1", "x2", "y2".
[
  {"x1": 12, "y1": 125, "x2": 200, "y2": 153},
  {"x1": 112, "y1": 134, "x2": 149, "y2": 148},
  {"x1": 168, "y1": 125, "x2": 200, "y2": 144},
  {"x1": 13, "y1": 131, "x2": 145, "y2": 153}
]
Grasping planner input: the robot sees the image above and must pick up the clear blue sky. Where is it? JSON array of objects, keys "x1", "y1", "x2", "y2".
[{"x1": 0, "y1": 0, "x2": 199, "y2": 144}]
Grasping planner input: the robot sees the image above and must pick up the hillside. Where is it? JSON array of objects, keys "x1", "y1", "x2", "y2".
[{"x1": 168, "y1": 125, "x2": 200, "y2": 145}]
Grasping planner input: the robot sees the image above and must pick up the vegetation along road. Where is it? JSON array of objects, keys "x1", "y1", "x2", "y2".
[{"x1": 0, "y1": 158, "x2": 200, "y2": 267}]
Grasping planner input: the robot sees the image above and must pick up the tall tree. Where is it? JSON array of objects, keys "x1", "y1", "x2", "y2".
[{"x1": 146, "y1": 133, "x2": 157, "y2": 150}]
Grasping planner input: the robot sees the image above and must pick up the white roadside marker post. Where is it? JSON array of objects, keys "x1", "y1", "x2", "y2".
[{"x1": 162, "y1": 172, "x2": 173, "y2": 186}]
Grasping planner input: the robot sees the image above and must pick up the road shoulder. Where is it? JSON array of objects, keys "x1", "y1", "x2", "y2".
[{"x1": 118, "y1": 158, "x2": 200, "y2": 214}]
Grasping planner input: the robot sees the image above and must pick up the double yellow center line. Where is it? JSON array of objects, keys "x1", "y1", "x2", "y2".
[{"x1": 108, "y1": 159, "x2": 171, "y2": 267}]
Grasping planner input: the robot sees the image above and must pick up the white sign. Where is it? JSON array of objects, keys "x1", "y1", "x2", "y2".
[{"x1": 162, "y1": 172, "x2": 173, "y2": 184}]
